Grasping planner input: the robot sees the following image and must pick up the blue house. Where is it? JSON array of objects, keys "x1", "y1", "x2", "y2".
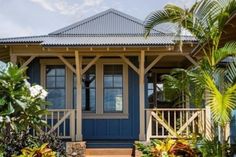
[{"x1": 0, "y1": 9, "x2": 213, "y2": 149}]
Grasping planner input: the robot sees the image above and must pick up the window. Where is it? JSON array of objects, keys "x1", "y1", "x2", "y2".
[
  {"x1": 46, "y1": 65, "x2": 66, "y2": 109},
  {"x1": 103, "y1": 65, "x2": 123, "y2": 112},
  {"x1": 73, "y1": 65, "x2": 96, "y2": 112}
]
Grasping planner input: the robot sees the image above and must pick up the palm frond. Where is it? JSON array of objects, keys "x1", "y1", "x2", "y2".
[
  {"x1": 213, "y1": 42, "x2": 236, "y2": 66},
  {"x1": 225, "y1": 59, "x2": 236, "y2": 84},
  {"x1": 144, "y1": 4, "x2": 188, "y2": 37},
  {"x1": 203, "y1": 71, "x2": 236, "y2": 125}
]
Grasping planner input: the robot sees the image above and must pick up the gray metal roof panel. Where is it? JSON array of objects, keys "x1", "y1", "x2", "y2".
[
  {"x1": 50, "y1": 9, "x2": 162, "y2": 35},
  {"x1": 0, "y1": 35, "x2": 196, "y2": 46},
  {"x1": 41, "y1": 36, "x2": 174, "y2": 46}
]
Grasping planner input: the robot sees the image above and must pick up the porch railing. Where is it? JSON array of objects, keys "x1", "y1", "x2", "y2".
[
  {"x1": 146, "y1": 108, "x2": 206, "y2": 140},
  {"x1": 34, "y1": 109, "x2": 76, "y2": 141}
]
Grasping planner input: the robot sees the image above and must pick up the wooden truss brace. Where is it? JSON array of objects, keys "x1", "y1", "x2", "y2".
[
  {"x1": 119, "y1": 55, "x2": 139, "y2": 74},
  {"x1": 151, "y1": 111, "x2": 178, "y2": 137},
  {"x1": 120, "y1": 54, "x2": 163, "y2": 76},
  {"x1": 81, "y1": 55, "x2": 101, "y2": 75},
  {"x1": 145, "y1": 55, "x2": 163, "y2": 74},
  {"x1": 20, "y1": 56, "x2": 36, "y2": 69},
  {"x1": 185, "y1": 55, "x2": 198, "y2": 66},
  {"x1": 58, "y1": 55, "x2": 76, "y2": 74}
]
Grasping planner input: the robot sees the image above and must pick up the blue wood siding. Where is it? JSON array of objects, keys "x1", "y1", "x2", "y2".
[
  {"x1": 231, "y1": 110, "x2": 236, "y2": 144},
  {"x1": 27, "y1": 58, "x2": 40, "y2": 84},
  {"x1": 82, "y1": 67, "x2": 140, "y2": 140},
  {"x1": 27, "y1": 58, "x2": 140, "y2": 140}
]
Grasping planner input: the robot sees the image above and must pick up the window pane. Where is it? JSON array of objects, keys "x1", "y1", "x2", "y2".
[
  {"x1": 47, "y1": 89, "x2": 65, "y2": 109},
  {"x1": 114, "y1": 75, "x2": 122, "y2": 87},
  {"x1": 46, "y1": 77, "x2": 55, "y2": 88},
  {"x1": 73, "y1": 65, "x2": 96, "y2": 112},
  {"x1": 104, "y1": 75, "x2": 113, "y2": 87},
  {"x1": 104, "y1": 89, "x2": 123, "y2": 112},
  {"x1": 114, "y1": 65, "x2": 122, "y2": 74},
  {"x1": 56, "y1": 77, "x2": 65, "y2": 88},
  {"x1": 46, "y1": 68, "x2": 55, "y2": 76},
  {"x1": 82, "y1": 88, "x2": 96, "y2": 112},
  {"x1": 56, "y1": 68, "x2": 65, "y2": 76}
]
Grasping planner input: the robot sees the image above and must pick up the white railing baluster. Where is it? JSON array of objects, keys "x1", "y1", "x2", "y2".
[{"x1": 57, "y1": 111, "x2": 59, "y2": 136}]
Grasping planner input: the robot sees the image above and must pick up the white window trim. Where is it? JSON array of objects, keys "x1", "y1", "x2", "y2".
[{"x1": 40, "y1": 58, "x2": 129, "y2": 119}]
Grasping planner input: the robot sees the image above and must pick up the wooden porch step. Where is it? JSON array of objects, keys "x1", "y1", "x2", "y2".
[{"x1": 86, "y1": 148, "x2": 133, "y2": 156}]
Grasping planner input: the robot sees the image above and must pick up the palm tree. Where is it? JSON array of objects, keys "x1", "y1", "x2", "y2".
[{"x1": 144, "y1": 0, "x2": 236, "y2": 156}]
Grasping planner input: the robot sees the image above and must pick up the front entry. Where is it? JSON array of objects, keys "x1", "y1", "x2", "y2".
[{"x1": 79, "y1": 60, "x2": 139, "y2": 142}]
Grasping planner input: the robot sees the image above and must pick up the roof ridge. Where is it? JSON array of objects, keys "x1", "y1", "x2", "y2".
[{"x1": 49, "y1": 8, "x2": 162, "y2": 35}]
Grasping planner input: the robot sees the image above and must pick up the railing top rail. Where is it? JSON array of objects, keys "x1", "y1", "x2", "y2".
[
  {"x1": 145, "y1": 108, "x2": 205, "y2": 111},
  {"x1": 47, "y1": 109, "x2": 75, "y2": 112}
]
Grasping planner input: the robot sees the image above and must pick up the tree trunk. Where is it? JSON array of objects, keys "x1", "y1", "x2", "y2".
[{"x1": 221, "y1": 125, "x2": 226, "y2": 157}]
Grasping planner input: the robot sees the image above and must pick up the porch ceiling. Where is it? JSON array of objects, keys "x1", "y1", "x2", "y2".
[
  {"x1": 221, "y1": 13, "x2": 236, "y2": 44},
  {"x1": 0, "y1": 46, "x2": 10, "y2": 62}
]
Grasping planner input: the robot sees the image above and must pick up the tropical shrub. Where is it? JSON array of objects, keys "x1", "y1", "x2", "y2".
[
  {"x1": 0, "y1": 63, "x2": 48, "y2": 132},
  {"x1": 0, "y1": 63, "x2": 66, "y2": 156},
  {"x1": 198, "y1": 137, "x2": 230, "y2": 157},
  {"x1": 14, "y1": 143, "x2": 56, "y2": 157},
  {"x1": 136, "y1": 139, "x2": 196, "y2": 157}
]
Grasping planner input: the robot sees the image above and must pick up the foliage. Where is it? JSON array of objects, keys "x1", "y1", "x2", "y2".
[
  {"x1": 0, "y1": 63, "x2": 48, "y2": 132},
  {"x1": 144, "y1": 1, "x2": 236, "y2": 156},
  {"x1": 136, "y1": 139, "x2": 196, "y2": 157},
  {"x1": 0, "y1": 63, "x2": 64, "y2": 156},
  {"x1": 0, "y1": 131, "x2": 66, "y2": 157},
  {"x1": 36, "y1": 133, "x2": 66, "y2": 157},
  {"x1": 198, "y1": 137, "x2": 230, "y2": 157},
  {"x1": 14, "y1": 143, "x2": 56, "y2": 157}
]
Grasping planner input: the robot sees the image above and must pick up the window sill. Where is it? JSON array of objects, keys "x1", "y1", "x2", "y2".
[{"x1": 82, "y1": 113, "x2": 129, "y2": 119}]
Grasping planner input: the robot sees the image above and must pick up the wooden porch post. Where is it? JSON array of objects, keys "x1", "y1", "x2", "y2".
[
  {"x1": 10, "y1": 55, "x2": 17, "y2": 64},
  {"x1": 75, "y1": 51, "x2": 83, "y2": 141},
  {"x1": 139, "y1": 50, "x2": 146, "y2": 141}
]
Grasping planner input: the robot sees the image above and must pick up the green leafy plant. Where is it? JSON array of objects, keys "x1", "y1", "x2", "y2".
[
  {"x1": 0, "y1": 63, "x2": 48, "y2": 132},
  {"x1": 198, "y1": 137, "x2": 231, "y2": 157},
  {"x1": 0, "y1": 63, "x2": 61, "y2": 156},
  {"x1": 14, "y1": 143, "x2": 56, "y2": 157},
  {"x1": 136, "y1": 139, "x2": 196, "y2": 157}
]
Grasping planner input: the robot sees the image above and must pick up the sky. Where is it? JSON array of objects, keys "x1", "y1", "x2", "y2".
[{"x1": 0, "y1": 0, "x2": 196, "y2": 38}]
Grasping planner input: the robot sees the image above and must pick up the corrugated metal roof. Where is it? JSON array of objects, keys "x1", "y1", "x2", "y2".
[
  {"x1": 50, "y1": 9, "x2": 162, "y2": 35},
  {"x1": 0, "y1": 35, "x2": 196, "y2": 46},
  {"x1": 0, "y1": 9, "x2": 196, "y2": 46}
]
